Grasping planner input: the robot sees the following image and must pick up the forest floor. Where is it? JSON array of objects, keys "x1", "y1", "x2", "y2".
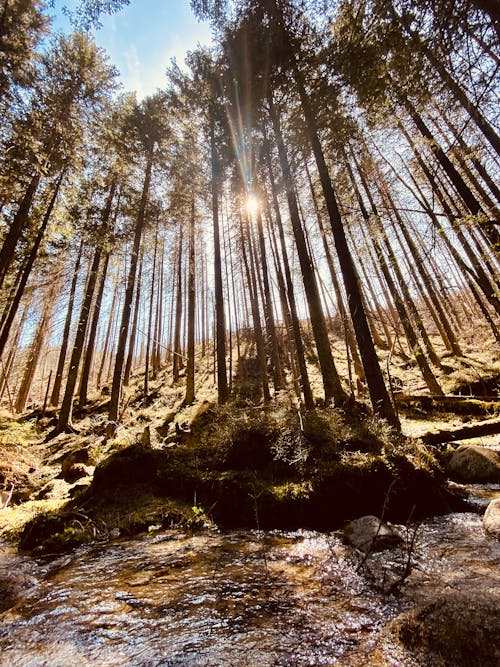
[{"x1": 0, "y1": 327, "x2": 499, "y2": 554}]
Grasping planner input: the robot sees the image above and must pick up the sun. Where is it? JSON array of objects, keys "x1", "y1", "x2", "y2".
[{"x1": 245, "y1": 194, "x2": 260, "y2": 217}]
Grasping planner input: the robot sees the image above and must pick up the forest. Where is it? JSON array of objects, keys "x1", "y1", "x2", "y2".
[{"x1": 0, "y1": 1, "x2": 499, "y2": 665}]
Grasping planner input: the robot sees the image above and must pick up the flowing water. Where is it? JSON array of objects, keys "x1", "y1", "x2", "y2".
[{"x1": 0, "y1": 485, "x2": 499, "y2": 666}]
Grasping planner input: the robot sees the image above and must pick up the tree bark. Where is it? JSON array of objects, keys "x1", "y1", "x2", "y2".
[
  {"x1": 50, "y1": 238, "x2": 84, "y2": 406},
  {"x1": 0, "y1": 173, "x2": 41, "y2": 290},
  {"x1": 287, "y1": 67, "x2": 397, "y2": 424},
  {"x1": 0, "y1": 172, "x2": 64, "y2": 360},
  {"x1": 107, "y1": 153, "x2": 153, "y2": 436},
  {"x1": 78, "y1": 251, "x2": 109, "y2": 405},
  {"x1": 211, "y1": 118, "x2": 229, "y2": 403},
  {"x1": 184, "y1": 198, "x2": 196, "y2": 405},
  {"x1": 268, "y1": 97, "x2": 347, "y2": 406},
  {"x1": 55, "y1": 177, "x2": 117, "y2": 433}
]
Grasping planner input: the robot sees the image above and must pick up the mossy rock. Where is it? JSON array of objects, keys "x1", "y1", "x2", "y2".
[
  {"x1": 221, "y1": 428, "x2": 275, "y2": 471},
  {"x1": 197, "y1": 470, "x2": 263, "y2": 527},
  {"x1": 91, "y1": 444, "x2": 159, "y2": 493},
  {"x1": 394, "y1": 590, "x2": 500, "y2": 666},
  {"x1": 448, "y1": 445, "x2": 500, "y2": 483},
  {"x1": 19, "y1": 512, "x2": 93, "y2": 553}
]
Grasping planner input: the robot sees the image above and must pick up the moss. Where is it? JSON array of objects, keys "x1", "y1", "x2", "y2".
[
  {"x1": 271, "y1": 481, "x2": 313, "y2": 502},
  {"x1": 10, "y1": 400, "x2": 460, "y2": 553},
  {"x1": 19, "y1": 511, "x2": 95, "y2": 553},
  {"x1": 0, "y1": 498, "x2": 67, "y2": 541},
  {"x1": 396, "y1": 591, "x2": 500, "y2": 667}
]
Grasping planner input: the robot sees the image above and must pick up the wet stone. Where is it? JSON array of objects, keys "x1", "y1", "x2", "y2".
[
  {"x1": 448, "y1": 445, "x2": 500, "y2": 483},
  {"x1": 343, "y1": 515, "x2": 404, "y2": 553},
  {"x1": 483, "y1": 498, "x2": 500, "y2": 539}
]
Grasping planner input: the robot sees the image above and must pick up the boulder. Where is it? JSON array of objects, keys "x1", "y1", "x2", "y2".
[
  {"x1": 343, "y1": 515, "x2": 404, "y2": 553},
  {"x1": 61, "y1": 448, "x2": 90, "y2": 482},
  {"x1": 37, "y1": 479, "x2": 70, "y2": 500},
  {"x1": 0, "y1": 572, "x2": 38, "y2": 612},
  {"x1": 483, "y1": 498, "x2": 500, "y2": 539},
  {"x1": 447, "y1": 445, "x2": 500, "y2": 483},
  {"x1": 65, "y1": 463, "x2": 93, "y2": 484},
  {"x1": 68, "y1": 480, "x2": 92, "y2": 498},
  {"x1": 393, "y1": 590, "x2": 500, "y2": 667}
]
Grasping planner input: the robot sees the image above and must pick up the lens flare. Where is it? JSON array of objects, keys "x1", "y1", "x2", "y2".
[{"x1": 245, "y1": 195, "x2": 260, "y2": 216}]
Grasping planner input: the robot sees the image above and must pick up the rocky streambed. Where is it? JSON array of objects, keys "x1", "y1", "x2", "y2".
[{"x1": 0, "y1": 481, "x2": 499, "y2": 667}]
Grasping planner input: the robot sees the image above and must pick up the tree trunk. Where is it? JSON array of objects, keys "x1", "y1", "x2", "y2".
[
  {"x1": 345, "y1": 157, "x2": 444, "y2": 396},
  {"x1": 0, "y1": 173, "x2": 41, "y2": 289},
  {"x1": 268, "y1": 97, "x2": 347, "y2": 406},
  {"x1": 50, "y1": 238, "x2": 84, "y2": 406},
  {"x1": 0, "y1": 172, "x2": 64, "y2": 360},
  {"x1": 240, "y1": 212, "x2": 271, "y2": 402},
  {"x1": 304, "y1": 158, "x2": 366, "y2": 382},
  {"x1": 123, "y1": 253, "x2": 143, "y2": 386},
  {"x1": 379, "y1": 181, "x2": 464, "y2": 356},
  {"x1": 211, "y1": 118, "x2": 229, "y2": 404},
  {"x1": 145, "y1": 227, "x2": 159, "y2": 398},
  {"x1": 78, "y1": 252, "x2": 109, "y2": 406},
  {"x1": 172, "y1": 229, "x2": 183, "y2": 383},
  {"x1": 97, "y1": 274, "x2": 119, "y2": 389},
  {"x1": 107, "y1": 153, "x2": 153, "y2": 437},
  {"x1": 287, "y1": 66, "x2": 397, "y2": 424},
  {"x1": 352, "y1": 153, "x2": 442, "y2": 367},
  {"x1": 15, "y1": 282, "x2": 57, "y2": 413},
  {"x1": 256, "y1": 204, "x2": 284, "y2": 391},
  {"x1": 263, "y1": 137, "x2": 314, "y2": 408},
  {"x1": 55, "y1": 177, "x2": 117, "y2": 434},
  {"x1": 404, "y1": 99, "x2": 499, "y2": 250},
  {"x1": 184, "y1": 198, "x2": 196, "y2": 405}
]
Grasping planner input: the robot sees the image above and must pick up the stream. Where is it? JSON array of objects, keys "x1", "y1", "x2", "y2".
[{"x1": 0, "y1": 484, "x2": 499, "y2": 666}]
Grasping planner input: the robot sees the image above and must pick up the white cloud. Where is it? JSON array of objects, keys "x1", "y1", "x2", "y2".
[{"x1": 118, "y1": 23, "x2": 213, "y2": 99}]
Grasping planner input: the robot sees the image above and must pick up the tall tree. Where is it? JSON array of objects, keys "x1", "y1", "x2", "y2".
[{"x1": 107, "y1": 93, "x2": 169, "y2": 436}]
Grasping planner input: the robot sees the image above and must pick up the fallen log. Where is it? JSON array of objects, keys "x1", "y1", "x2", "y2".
[
  {"x1": 395, "y1": 394, "x2": 500, "y2": 416},
  {"x1": 421, "y1": 418, "x2": 500, "y2": 446}
]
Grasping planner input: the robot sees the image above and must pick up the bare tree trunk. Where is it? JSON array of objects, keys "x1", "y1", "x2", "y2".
[
  {"x1": 352, "y1": 153, "x2": 442, "y2": 367},
  {"x1": 54, "y1": 177, "x2": 117, "y2": 434},
  {"x1": 304, "y1": 158, "x2": 366, "y2": 382},
  {"x1": 97, "y1": 273, "x2": 118, "y2": 389},
  {"x1": 0, "y1": 172, "x2": 64, "y2": 360},
  {"x1": 107, "y1": 152, "x2": 153, "y2": 437},
  {"x1": 145, "y1": 228, "x2": 158, "y2": 398},
  {"x1": 256, "y1": 203, "x2": 284, "y2": 391},
  {"x1": 123, "y1": 253, "x2": 143, "y2": 386},
  {"x1": 184, "y1": 198, "x2": 196, "y2": 405},
  {"x1": 239, "y1": 211, "x2": 271, "y2": 402},
  {"x1": 0, "y1": 173, "x2": 41, "y2": 290},
  {"x1": 287, "y1": 69, "x2": 397, "y2": 424},
  {"x1": 78, "y1": 252, "x2": 109, "y2": 406},
  {"x1": 211, "y1": 118, "x2": 229, "y2": 403},
  {"x1": 15, "y1": 282, "x2": 57, "y2": 413},
  {"x1": 263, "y1": 127, "x2": 314, "y2": 408},
  {"x1": 268, "y1": 97, "x2": 347, "y2": 406},
  {"x1": 173, "y1": 229, "x2": 183, "y2": 384},
  {"x1": 51, "y1": 238, "x2": 84, "y2": 406},
  {"x1": 0, "y1": 305, "x2": 27, "y2": 402},
  {"x1": 347, "y1": 162, "x2": 443, "y2": 396}
]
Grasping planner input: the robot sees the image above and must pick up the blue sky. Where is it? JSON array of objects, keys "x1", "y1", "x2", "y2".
[{"x1": 50, "y1": 1, "x2": 213, "y2": 98}]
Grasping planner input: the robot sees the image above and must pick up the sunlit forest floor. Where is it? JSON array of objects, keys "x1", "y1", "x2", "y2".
[{"x1": 1, "y1": 314, "x2": 499, "y2": 552}]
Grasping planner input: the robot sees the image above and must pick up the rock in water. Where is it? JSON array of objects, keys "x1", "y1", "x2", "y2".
[
  {"x1": 483, "y1": 498, "x2": 500, "y2": 539},
  {"x1": 448, "y1": 445, "x2": 500, "y2": 483},
  {"x1": 393, "y1": 590, "x2": 500, "y2": 667},
  {"x1": 343, "y1": 515, "x2": 403, "y2": 553}
]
